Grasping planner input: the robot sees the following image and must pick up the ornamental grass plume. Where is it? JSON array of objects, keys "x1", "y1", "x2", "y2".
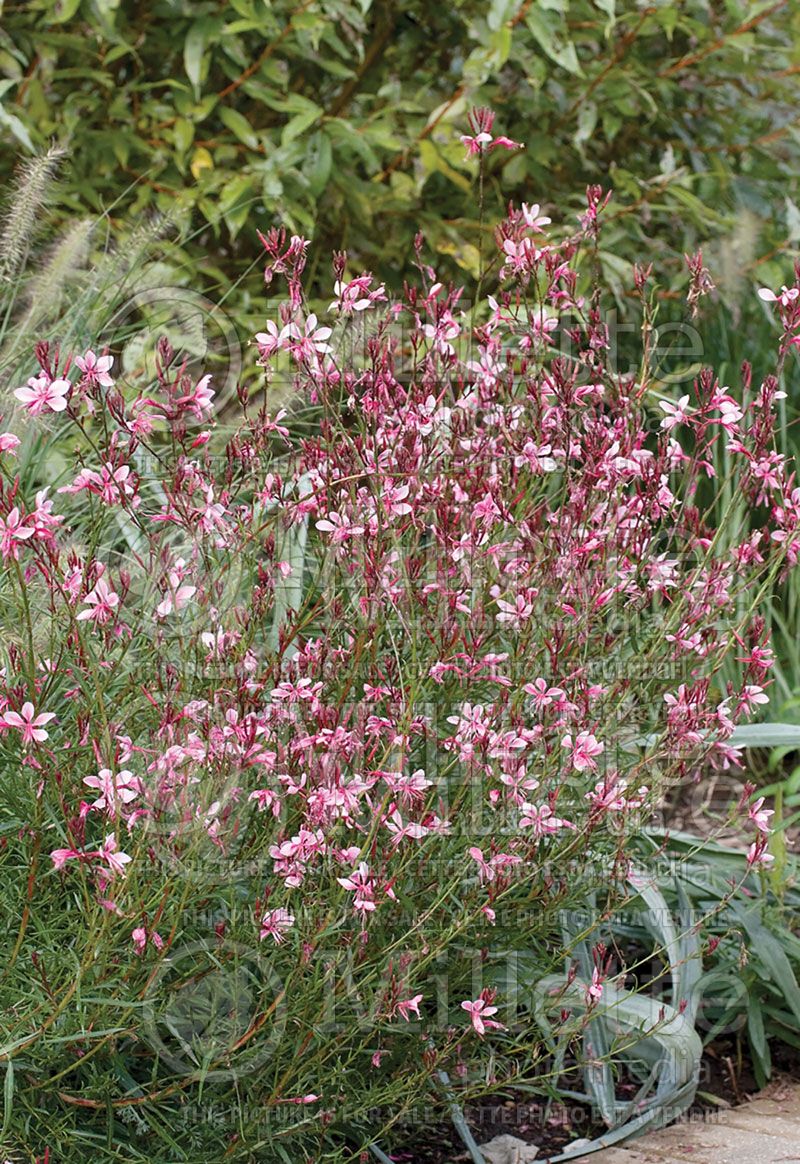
[
  {"x1": 0, "y1": 120, "x2": 797, "y2": 1162},
  {"x1": 0, "y1": 145, "x2": 65, "y2": 285},
  {"x1": 0, "y1": 149, "x2": 173, "y2": 433}
]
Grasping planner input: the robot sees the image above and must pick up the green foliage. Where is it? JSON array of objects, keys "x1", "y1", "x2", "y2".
[
  {"x1": 1, "y1": 0, "x2": 799, "y2": 312},
  {"x1": 645, "y1": 831, "x2": 800, "y2": 1093}
]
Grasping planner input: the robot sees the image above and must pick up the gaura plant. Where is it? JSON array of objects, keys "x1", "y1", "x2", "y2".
[{"x1": 0, "y1": 121, "x2": 798, "y2": 1163}]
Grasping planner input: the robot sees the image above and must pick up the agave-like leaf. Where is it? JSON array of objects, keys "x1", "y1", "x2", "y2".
[
  {"x1": 628, "y1": 870, "x2": 681, "y2": 995},
  {"x1": 535, "y1": 977, "x2": 702, "y2": 1140},
  {"x1": 674, "y1": 877, "x2": 702, "y2": 1027},
  {"x1": 634, "y1": 722, "x2": 800, "y2": 751},
  {"x1": 531, "y1": 867, "x2": 702, "y2": 1157},
  {"x1": 437, "y1": 1069, "x2": 486, "y2": 1164},
  {"x1": 627, "y1": 870, "x2": 702, "y2": 1020},
  {"x1": 559, "y1": 902, "x2": 617, "y2": 1126},
  {"x1": 728, "y1": 723, "x2": 800, "y2": 748}
]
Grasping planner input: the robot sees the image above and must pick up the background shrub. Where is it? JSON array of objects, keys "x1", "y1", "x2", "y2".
[{"x1": 1, "y1": 0, "x2": 798, "y2": 318}]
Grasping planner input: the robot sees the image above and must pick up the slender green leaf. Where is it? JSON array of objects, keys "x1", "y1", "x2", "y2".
[{"x1": 219, "y1": 105, "x2": 260, "y2": 149}]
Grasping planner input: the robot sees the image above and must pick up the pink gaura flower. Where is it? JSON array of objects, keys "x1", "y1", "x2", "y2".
[
  {"x1": 156, "y1": 584, "x2": 196, "y2": 618},
  {"x1": 385, "y1": 809, "x2": 428, "y2": 846},
  {"x1": 330, "y1": 275, "x2": 387, "y2": 315},
  {"x1": 523, "y1": 678, "x2": 566, "y2": 710},
  {"x1": 337, "y1": 860, "x2": 377, "y2": 913},
  {"x1": 83, "y1": 768, "x2": 140, "y2": 814},
  {"x1": 469, "y1": 846, "x2": 495, "y2": 883},
  {"x1": 587, "y1": 774, "x2": 647, "y2": 813},
  {"x1": 495, "y1": 593, "x2": 534, "y2": 626},
  {"x1": 501, "y1": 236, "x2": 541, "y2": 277},
  {"x1": 156, "y1": 559, "x2": 197, "y2": 617},
  {"x1": 29, "y1": 488, "x2": 64, "y2": 540},
  {"x1": 586, "y1": 967, "x2": 604, "y2": 1004},
  {"x1": 381, "y1": 483, "x2": 413, "y2": 518},
  {"x1": 0, "y1": 506, "x2": 34, "y2": 560},
  {"x1": 521, "y1": 202, "x2": 551, "y2": 231},
  {"x1": 51, "y1": 846, "x2": 82, "y2": 871},
  {"x1": 460, "y1": 107, "x2": 524, "y2": 158},
  {"x1": 260, "y1": 907, "x2": 296, "y2": 944},
  {"x1": 468, "y1": 846, "x2": 522, "y2": 882},
  {"x1": 132, "y1": 926, "x2": 164, "y2": 955},
  {"x1": 287, "y1": 314, "x2": 333, "y2": 361},
  {"x1": 758, "y1": 285, "x2": 800, "y2": 308},
  {"x1": 396, "y1": 994, "x2": 423, "y2": 1022},
  {"x1": 422, "y1": 310, "x2": 461, "y2": 357},
  {"x1": 737, "y1": 684, "x2": 769, "y2": 713},
  {"x1": 709, "y1": 386, "x2": 743, "y2": 432},
  {"x1": 255, "y1": 319, "x2": 296, "y2": 359},
  {"x1": 14, "y1": 374, "x2": 71, "y2": 415},
  {"x1": 316, "y1": 511, "x2": 365, "y2": 544},
  {"x1": 523, "y1": 308, "x2": 558, "y2": 346},
  {"x1": 562, "y1": 731, "x2": 604, "y2": 772},
  {"x1": 748, "y1": 796, "x2": 774, "y2": 834},
  {"x1": 175, "y1": 373, "x2": 215, "y2": 419},
  {"x1": 519, "y1": 803, "x2": 575, "y2": 838},
  {"x1": 201, "y1": 626, "x2": 241, "y2": 659},
  {"x1": 460, "y1": 995, "x2": 506, "y2": 1037},
  {"x1": 76, "y1": 576, "x2": 120, "y2": 624},
  {"x1": 0, "y1": 432, "x2": 20, "y2": 455},
  {"x1": 1, "y1": 701, "x2": 55, "y2": 744},
  {"x1": 659, "y1": 395, "x2": 693, "y2": 430},
  {"x1": 382, "y1": 768, "x2": 432, "y2": 805},
  {"x1": 75, "y1": 350, "x2": 114, "y2": 387},
  {"x1": 58, "y1": 462, "x2": 138, "y2": 507},
  {"x1": 460, "y1": 130, "x2": 494, "y2": 155},
  {"x1": 99, "y1": 833, "x2": 132, "y2": 877},
  {"x1": 514, "y1": 440, "x2": 558, "y2": 476},
  {"x1": 746, "y1": 837, "x2": 775, "y2": 868}
]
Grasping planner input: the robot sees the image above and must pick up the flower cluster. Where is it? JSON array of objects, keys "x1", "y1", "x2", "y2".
[{"x1": 0, "y1": 136, "x2": 794, "y2": 1154}]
